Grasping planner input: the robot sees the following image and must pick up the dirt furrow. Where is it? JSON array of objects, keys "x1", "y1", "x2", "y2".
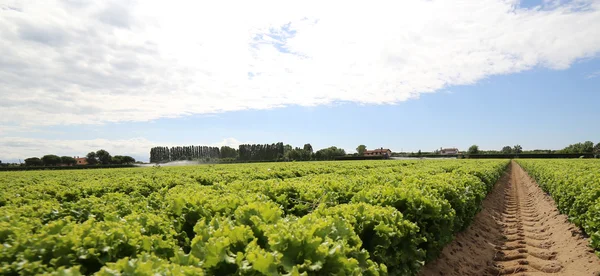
[
  {"x1": 489, "y1": 165, "x2": 562, "y2": 275},
  {"x1": 419, "y1": 161, "x2": 600, "y2": 276}
]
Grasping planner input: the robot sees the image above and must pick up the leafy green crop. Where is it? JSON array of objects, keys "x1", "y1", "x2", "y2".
[
  {"x1": 516, "y1": 159, "x2": 600, "y2": 256},
  {"x1": 0, "y1": 160, "x2": 508, "y2": 275}
]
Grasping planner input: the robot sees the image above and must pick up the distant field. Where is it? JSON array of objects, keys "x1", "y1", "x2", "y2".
[{"x1": 0, "y1": 160, "x2": 509, "y2": 275}]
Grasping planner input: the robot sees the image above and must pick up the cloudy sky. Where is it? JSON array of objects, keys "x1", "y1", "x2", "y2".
[{"x1": 1, "y1": 0, "x2": 600, "y2": 162}]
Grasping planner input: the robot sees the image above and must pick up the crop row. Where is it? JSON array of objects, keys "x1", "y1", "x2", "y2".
[
  {"x1": 0, "y1": 160, "x2": 509, "y2": 275},
  {"x1": 516, "y1": 159, "x2": 600, "y2": 255}
]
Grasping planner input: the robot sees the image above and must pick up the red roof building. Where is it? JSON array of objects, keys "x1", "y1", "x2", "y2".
[
  {"x1": 75, "y1": 157, "x2": 88, "y2": 165},
  {"x1": 363, "y1": 148, "x2": 392, "y2": 156}
]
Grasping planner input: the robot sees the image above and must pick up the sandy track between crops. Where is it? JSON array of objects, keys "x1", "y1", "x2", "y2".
[{"x1": 420, "y1": 161, "x2": 600, "y2": 276}]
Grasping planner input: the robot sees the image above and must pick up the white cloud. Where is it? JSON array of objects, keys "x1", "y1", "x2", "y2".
[
  {"x1": 209, "y1": 138, "x2": 247, "y2": 148},
  {"x1": 1, "y1": 0, "x2": 600, "y2": 126},
  {"x1": 0, "y1": 137, "x2": 248, "y2": 162},
  {"x1": 586, "y1": 70, "x2": 600, "y2": 78}
]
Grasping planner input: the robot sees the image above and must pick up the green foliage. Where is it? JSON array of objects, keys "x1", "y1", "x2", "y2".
[
  {"x1": 303, "y1": 144, "x2": 313, "y2": 154},
  {"x1": 61, "y1": 156, "x2": 77, "y2": 166},
  {"x1": 352, "y1": 184, "x2": 455, "y2": 260},
  {"x1": 467, "y1": 145, "x2": 479, "y2": 154},
  {"x1": 560, "y1": 141, "x2": 596, "y2": 154},
  {"x1": 220, "y1": 146, "x2": 238, "y2": 159},
  {"x1": 42, "y1": 155, "x2": 62, "y2": 166},
  {"x1": 357, "y1": 145, "x2": 367, "y2": 156},
  {"x1": 285, "y1": 147, "x2": 312, "y2": 161},
  {"x1": 86, "y1": 152, "x2": 98, "y2": 165},
  {"x1": 512, "y1": 144, "x2": 523, "y2": 154},
  {"x1": 97, "y1": 254, "x2": 205, "y2": 275},
  {"x1": 314, "y1": 146, "x2": 346, "y2": 160},
  {"x1": 316, "y1": 203, "x2": 424, "y2": 275},
  {"x1": 238, "y1": 143, "x2": 284, "y2": 161},
  {"x1": 25, "y1": 157, "x2": 43, "y2": 166},
  {"x1": 0, "y1": 159, "x2": 509, "y2": 275},
  {"x1": 95, "y1": 150, "x2": 112, "y2": 165},
  {"x1": 111, "y1": 155, "x2": 135, "y2": 165}
]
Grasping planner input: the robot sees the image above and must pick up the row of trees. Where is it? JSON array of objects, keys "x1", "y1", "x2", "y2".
[
  {"x1": 284, "y1": 144, "x2": 347, "y2": 161},
  {"x1": 24, "y1": 155, "x2": 78, "y2": 166},
  {"x1": 149, "y1": 144, "x2": 285, "y2": 163},
  {"x1": 85, "y1": 150, "x2": 135, "y2": 165},
  {"x1": 500, "y1": 145, "x2": 523, "y2": 154},
  {"x1": 148, "y1": 143, "x2": 348, "y2": 163},
  {"x1": 466, "y1": 141, "x2": 600, "y2": 155},
  {"x1": 238, "y1": 143, "x2": 285, "y2": 161},
  {"x1": 467, "y1": 144, "x2": 523, "y2": 155},
  {"x1": 559, "y1": 141, "x2": 600, "y2": 154},
  {"x1": 24, "y1": 150, "x2": 135, "y2": 167},
  {"x1": 149, "y1": 146, "x2": 222, "y2": 163},
  {"x1": 283, "y1": 144, "x2": 313, "y2": 161}
]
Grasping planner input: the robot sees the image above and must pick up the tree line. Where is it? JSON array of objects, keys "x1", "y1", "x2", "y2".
[
  {"x1": 149, "y1": 143, "x2": 347, "y2": 163},
  {"x1": 466, "y1": 144, "x2": 524, "y2": 155},
  {"x1": 238, "y1": 143, "x2": 284, "y2": 161},
  {"x1": 465, "y1": 141, "x2": 600, "y2": 155},
  {"x1": 284, "y1": 144, "x2": 346, "y2": 161},
  {"x1": 149, "y1": 146, "x2": 223, "y2": 163},
  {"x1": 559, "y1": 141, "x2": 600, "y2": 154},
  {"x1": 23, "y1": 150, "x2": 135, "y2": 167}
]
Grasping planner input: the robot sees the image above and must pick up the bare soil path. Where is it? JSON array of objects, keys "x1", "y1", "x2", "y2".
[{"x1": 420, "y1": 161, "x2": 600, "y2": 276}]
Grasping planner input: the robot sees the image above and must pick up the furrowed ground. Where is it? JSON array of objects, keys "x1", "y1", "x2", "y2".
[
  {"x1": 421, "y1": 160, "x2": 600, "y2": 276},
  {"x1": 0, "y1": 160, "x2": 509, "y2": 275}
]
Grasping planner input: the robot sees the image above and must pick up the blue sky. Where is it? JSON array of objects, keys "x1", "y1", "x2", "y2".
[{"x1": 1, "y1": 0, "x2": 600, "y2": 162}]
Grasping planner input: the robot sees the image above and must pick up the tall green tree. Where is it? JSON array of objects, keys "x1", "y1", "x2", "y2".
[
  {"x1": 513, "y1": 145, "x2": 523, "y2": 154},
  {"x1": 582, "y1": 141, "x2": 594, "y2": 153},
  {"x1": 315, "y1": 146, "x2": 346, "y2": 160},
  {"x1": 220, "y1": 146, "x2": 238, "y2": 159},
  {"x1": 86, "y1": 152, "x2": 98, "y2": 165},
  {"x1": 41, "y1": 155, "x2": 62, "y2": 166},
  {"x1": 238, "y1": 143, "x2": 283, "y2": 161},
  {"x1": 356, "y1": 145, "x2": 367, "y2": 156},
  {"x1": 121, "y1": 156, "x2": 135, "y2": 164},
  {"x1": 24, "y1": 157, "x2": 43, "y2": 166},
  {"x1": 594, "y1": 142, "x2": 600, "y2": 155},
  {"x1": 60, "y1": 156, "x2": 77, "y2": 166},
  {"x1": 501, "y1": 146, "x2": 512, "y2": 154},
  {"x1": 111, "y1": 155, "x2": 136, "y2": 164},
  {"x1": 467, "y1": 145, "x2": 479, "y2": 155},
  {"x1": 303, "y1": 144, "x2": 313, "y2": 154},
  {"x1": 111, "y1": 155, "x2": 124, "y2": 164},
  {"x1": 96, "y1": 149, "x2": 112, "y2": 165}
]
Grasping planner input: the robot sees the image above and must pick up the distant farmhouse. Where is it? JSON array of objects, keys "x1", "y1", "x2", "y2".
[
  {"x1": 364, "y1": 148, "x2": 392, "y2": 157},
  {"x1": 440, "y1": 148, "x2": 459, "y2": 155},
  {"x1": 75, "y1": 156, "x2": 88, "y2": 165}
]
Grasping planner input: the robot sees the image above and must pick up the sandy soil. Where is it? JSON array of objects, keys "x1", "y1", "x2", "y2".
[{"x1": 419, "y1": 161, "x2": 600, "y2": 276}]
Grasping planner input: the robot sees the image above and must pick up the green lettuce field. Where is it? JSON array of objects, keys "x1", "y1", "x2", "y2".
[{"x1": 2, "y1": 160, "x2": 510, "y2": 275}]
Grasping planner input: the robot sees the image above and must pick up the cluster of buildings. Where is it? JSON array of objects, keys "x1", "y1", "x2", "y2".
[{"x1": 362, "y1": 147, "x2": 461, "y2": 156}]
